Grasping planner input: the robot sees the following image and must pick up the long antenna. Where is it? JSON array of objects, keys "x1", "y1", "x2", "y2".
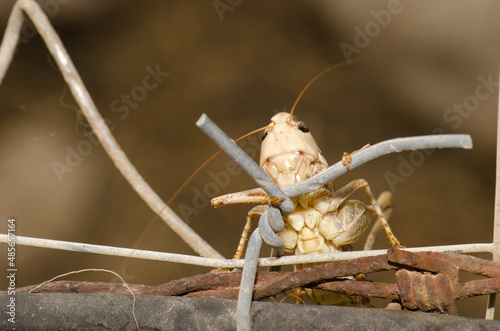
[
  {"x1": 166, "y1": 125, "x2": 267, "y2": 206},
  {"x1": 289, "y1": 56, "x2": 367, "y2": 117}
]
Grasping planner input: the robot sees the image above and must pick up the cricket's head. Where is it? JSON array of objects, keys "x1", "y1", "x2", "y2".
[{"x1": 260, "y1": 112, "x2": 328, "y2": 187}]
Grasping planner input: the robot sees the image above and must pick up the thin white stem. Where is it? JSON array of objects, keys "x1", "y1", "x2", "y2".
[{"x1": 0, "y1": 234, "x2": 492, "y2": 268}]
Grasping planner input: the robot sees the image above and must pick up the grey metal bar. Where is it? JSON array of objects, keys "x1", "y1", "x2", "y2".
[
  {"x1": 197, "y1": 114, "x2": 297, "y2": 331},
  {"x1": 196, "y1": 114, "x2": 294, "y2": 214},
  {"x1": 237, "y1": 229, "x2": 263, "y2": 331},
  {"x1": 283, "y1": 134, "x2": 473, "y2": 198}
]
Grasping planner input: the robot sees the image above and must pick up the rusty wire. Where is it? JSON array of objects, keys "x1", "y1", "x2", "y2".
[{"x1": 18, "y1": 249, "x2": 500, "y2": 316}]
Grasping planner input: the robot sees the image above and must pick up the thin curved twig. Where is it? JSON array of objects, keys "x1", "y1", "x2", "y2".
[{"x1": 0, "y1": 0, "x2": 223, "y2": 259}]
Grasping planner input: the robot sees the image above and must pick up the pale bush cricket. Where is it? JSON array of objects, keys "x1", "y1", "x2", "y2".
[
  {"x1": 210, "y1": 58, "x2": 402, "y2": 304},
  {"x1": 129, "y1": 58, "x2": 402, "y2": 287}
]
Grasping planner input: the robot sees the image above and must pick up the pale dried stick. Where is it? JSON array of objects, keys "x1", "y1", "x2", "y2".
[{"x1": 0, "y1": 233, "x2": 493, "y2": 268}]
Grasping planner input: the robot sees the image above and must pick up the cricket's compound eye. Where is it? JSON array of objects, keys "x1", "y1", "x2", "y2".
[{"x1": 297, "y1": 121, "x2": 309, "y2": 133}]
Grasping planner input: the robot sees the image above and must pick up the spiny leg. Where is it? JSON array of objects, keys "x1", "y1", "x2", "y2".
[
  {"x1": 364, "y1": 191, "x2": 394, "y2": 250},
  {"x1": 362, "y1": 184, "x2": 401, "y2": 248},
  {"x1": 233, "y1": 205, "x2": 268, "y2": 259},
  {"x1": 332, "y1": 179, "x2": 402, "y2": 248}
]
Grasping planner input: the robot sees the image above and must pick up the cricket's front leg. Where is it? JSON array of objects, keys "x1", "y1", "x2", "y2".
[
  {"x1": 233, "y1": 205, "x2": 268, "y2": 259},
  {"x1": 211, "y1": 188, "x2": 272, "y2": 207},
  {"x1": 211, "y1": 188, "x2": 273, "y2": 259}
]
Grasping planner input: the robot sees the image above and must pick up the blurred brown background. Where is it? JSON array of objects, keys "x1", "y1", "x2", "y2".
[{"x1": 1, "y1": 0, "x2": 499, "y2": 318}]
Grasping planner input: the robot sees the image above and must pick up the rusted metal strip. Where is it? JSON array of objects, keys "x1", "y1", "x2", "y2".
[{"x1": 16, "y1": 250, "x2": 500, "y2": 316}]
